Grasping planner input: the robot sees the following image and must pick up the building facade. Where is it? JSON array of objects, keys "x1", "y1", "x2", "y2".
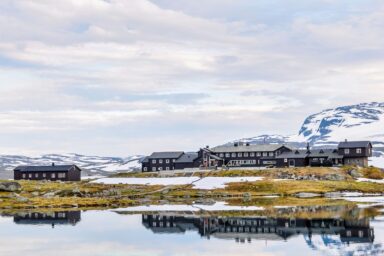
[
  {"x1": 141, "y1": 140, "x2": 374, "y2": 171},
  {"x1": 14, "y1": 164, "x2": 82, "y2": 181}
]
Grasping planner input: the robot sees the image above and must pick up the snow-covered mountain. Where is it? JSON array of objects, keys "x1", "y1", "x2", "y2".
[
  {"x1": 228, "y1": 102, "x2": 384, "y2": 168},
  {"x1": 290, "y1": 102, "x2": 384, "y2": 145},
  {"x1": 0, "y1": 153, "x2": 144, "y2": 179}
]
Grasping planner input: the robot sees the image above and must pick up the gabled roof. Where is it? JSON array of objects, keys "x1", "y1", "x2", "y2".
[
  {"x1": 211, "y1": 144, "x2": 290, "y2": 153},
  {"x1": 174, "y1": 153, "x2": 198, "y2": 163},
  {"x1": 309, "y1": 149, "x2": 343, "y2": 159},
  {"x1": 141, "y1": 156, "x2": 149, "y2": 163},
  {"x1": 338, "y1": 141, "x2": 372, "y2": 149},
  {"x1": 276, "y1": 150, "x2": 309, "y2": 159},
  {"x1": 14, "y1": 165, "x2": 80, "y2": 172},
  {"x1": 148, "y1": 151, "x2": 184, "y2": 159}
]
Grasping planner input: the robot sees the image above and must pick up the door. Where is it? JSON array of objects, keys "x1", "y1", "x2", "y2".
[{"x1": 289, "y1": 159, "x2": 295, "y2": 167}]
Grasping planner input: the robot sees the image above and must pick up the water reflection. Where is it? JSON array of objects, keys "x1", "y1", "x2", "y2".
[
  {"x1": 13, "y1": 211, "x2": 81, "y2": 227},
  {"x1": 142, "y1": 214, "x2": 374, "y2": 244}
]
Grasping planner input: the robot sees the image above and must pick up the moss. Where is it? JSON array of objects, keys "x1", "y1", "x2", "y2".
[
  {"x1": 362, "y1": 166, "x2": 384, "y2": 179},
  {"x1": 223, "y1": 179, "x2": 384, "y2": 195}
]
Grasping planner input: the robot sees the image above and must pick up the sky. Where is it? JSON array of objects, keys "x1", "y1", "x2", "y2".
[{"x1": 0, "y1": 0, "x2": 384, "y2": 156}]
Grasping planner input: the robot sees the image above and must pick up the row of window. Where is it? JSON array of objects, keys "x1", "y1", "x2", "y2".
[
  {"x1": 218, "y1": 152, "x2": 274, "y2": 158},
  {"x1": 143, "y1": 167, "x2": 173, "y2": 171},
  {"x1": 151, "y1": 159, "x2": 174, "y2": 164},
  {"x1": 344, "y1": 148, "x2": 363, "y2": 154},
  {"x1": 21, "y1": 172, "x2": 66, "y2": 179}
]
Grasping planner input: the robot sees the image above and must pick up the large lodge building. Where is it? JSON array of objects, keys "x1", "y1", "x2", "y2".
[{"x1": 142, "y1": 140, "x2": 373, "y2": 172}]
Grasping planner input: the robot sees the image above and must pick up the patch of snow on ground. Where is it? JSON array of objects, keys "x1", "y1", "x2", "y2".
[
  {"x1": 193, "y1": 177, "x2": 263, "y2": 189},
  {"x1": 93, "y1": 176, "x2": 263, "y2": 189},
  {"x1": 114, "y1": 202, "x2": 264, "y2": 212},
  {"x1": 357, "y1": 178, "x2": 384, "y2": 184}
]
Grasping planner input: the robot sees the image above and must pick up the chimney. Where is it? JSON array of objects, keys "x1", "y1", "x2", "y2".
[
  {"x1": 206, "y1": 145, "x2": 209, "y2": 149},
  {"x1": 246, "y1": 142, "x2": 250, "y2": 146},
  {"x1": 234, "y1": 142, "x2": 238, "y2": 147},
  {"x1": 345, "y1": 139, "x2": 348, "y2": 142},
  {"x1": 52, "y1": 163, "x2": 55, "y2": 166}
]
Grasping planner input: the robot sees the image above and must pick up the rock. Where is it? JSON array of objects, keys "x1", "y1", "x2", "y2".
[
  {"x1": 243, "y1": 192, "x2": 252, "y2": 198},
  {"x1": 295, "y1": 192, "x2": 321, "y2": 198},
  {"x1": 348, "y1": 169, "x2": 363, "y2": 178},
  {"x1": 31, "y1": 192, "x2": 40, "y2": 197},
  {"x1": 0, "y1": 182, "x2": 21, "y2": 192},
  {"x1": 325, "y1": 174, "x2": 345, "y2": 181},
  {"x1": 43, "y1": 192, "x2": 56, "y2": 198},
  {"x1": 16, "y1": 196, "x2": 29, "y2": 203},
  {"x1": 161, "y1": 189, "x2": 170, "y2": 195},
  {"x1": 194, "y1": 199, "x2": 215, "y2": 205}
]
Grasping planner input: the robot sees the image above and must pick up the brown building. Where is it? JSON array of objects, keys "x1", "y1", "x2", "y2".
[{"x1": 14, "y1": 164, "x2": 82, "y2": 181}]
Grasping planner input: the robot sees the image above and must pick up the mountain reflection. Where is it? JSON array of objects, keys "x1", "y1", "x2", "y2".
[
  {"x1": 142, "y1": 214, "x2": 375, "y2": 245},
  {"x1": 13, "y1": 211, "x2": 81, "y2": 227}
]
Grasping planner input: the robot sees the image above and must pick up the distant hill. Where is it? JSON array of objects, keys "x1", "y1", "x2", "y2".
[
  {"x1": 228, "y1": 102, "x2": 384, "y2": 168},
  {"x1": 0, "y1": 153, "x2": 144, "y2": 179}
]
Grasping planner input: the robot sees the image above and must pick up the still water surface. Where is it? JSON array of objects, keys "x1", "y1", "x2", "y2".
[{"x1": 0, "y1": 204, "x2": 383, "y2": 256}]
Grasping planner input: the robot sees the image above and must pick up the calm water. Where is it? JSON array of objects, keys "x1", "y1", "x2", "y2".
[{"x1": 1, "y1": 205, "x2": 384, "y2": 256}]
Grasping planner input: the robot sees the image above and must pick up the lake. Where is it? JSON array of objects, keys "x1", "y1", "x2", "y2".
[{"x1": 0, "y1": 202, "x2": 383, "y2": 256}]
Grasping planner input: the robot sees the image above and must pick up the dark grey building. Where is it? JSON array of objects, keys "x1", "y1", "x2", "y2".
[
  {"x1": 14, "y1": 164, "x2": 82, "y2": 181},
  {"x1": 141, "y1": 151, "x2": 184, "y2": 172},
  {"x1": 338, "y1": 141, "x2": 373, "y2": 167}
]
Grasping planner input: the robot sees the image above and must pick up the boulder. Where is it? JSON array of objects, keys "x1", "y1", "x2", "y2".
[
  {"x1": 0, "y1": 182, "x2": 21, "y2": 192},
  {"x1": 349, "y1": 169, "x2": 363, "y2": 178},
  {"x1": 43, "y1": 192, "x2": 56, "y2": 198}
]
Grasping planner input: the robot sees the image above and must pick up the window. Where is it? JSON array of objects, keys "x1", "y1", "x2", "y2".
[
  {"x1": 152, "y1": 167, "x2": 156, "y2": 171},
  {"x1": 244, "y1": 153, "x2": 249, "y2": 157},
  {"x1": 22, "y1": 173, "x2": 26, "y2": 179},
  {"x1": 51, "y1": 173, "x2": 56, "y2": 179},
  {"x1": 219, "y1": 153, "x2": 224, "y2": 158},
  {"x1": 152, "y1": 159, "x2": 156, "y2": 164},
  {"x1": 58, "y1": 173, "x2": 66, "y2": 178},
  {"x1": 225, "y1": 153, "x2": 230, "y2": 157},
  {"x1": 238, "y1": 153, "x2": 242, "y2": 157},
  {"x1": 346, "y1": 230, "x2": 352, "y2": 237},
  {"x1": 269, "y1": 152, "x2": 274, "y2": 157},
  {"x1": 250, "y1": 153, "x2": 255, "y2": 157},
  {"x1": 358, "y1": 230, "x2": 364, "y2": 238},
  {"x1": 356, "y1": 148, "x2": 362, "y2": 154},
  {"x1": 57, "y1": 212, "x2": 66, "y2": 218},
  {"x1": 158, "y1": 167, "x2": 162, "y2": 171},
  {"x1": 43, "y1": 173, "x2": 46, "y2": 178},
  {"x1": 256, "y1": 152, "x2": 261, "y2": 157},
  {"x1": 143, "y1": 167, "x2": 148, "y2": 171},
  {"x1": 166, "y1": 167, "x2": 170, "y2": 170},
  {"x1": 166, "y1": 159, "x2": 170, "y2": 163},
  {"x1": 263, "y1": 152, "x2": 268, "y2": 157},
  {"x1": 231, "y1": 153, "x2": 236, "y2": 157},
  {"x1": 35, "y1": 173, "x2": 38, "y2": 178},
  {"x1": 344, "y1": 149, "x2": 350, "y2": 154},
  {"x1": 29, "y1": 173, "x2": 32, "y2": 178},
  {"x1": 159, "y1": 159, "x2": 163, "y2": 164}
]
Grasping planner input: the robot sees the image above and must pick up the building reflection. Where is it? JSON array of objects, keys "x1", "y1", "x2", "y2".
[
  {"x1": 13, "y1": 211, "x2": 81, "y2": 227},
  {"x1": 142, "y1": 214, "x2": 374, "y2": 244}
]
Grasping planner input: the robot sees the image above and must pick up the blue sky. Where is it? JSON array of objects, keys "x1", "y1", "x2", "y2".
[{"x1": 0, "y1": 0, "x2": 384, "y2": 156}]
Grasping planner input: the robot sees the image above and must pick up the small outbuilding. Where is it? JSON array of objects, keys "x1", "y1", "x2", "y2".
[{"x1": 14, "y1": 164, "x2": 82, "y2": 181}]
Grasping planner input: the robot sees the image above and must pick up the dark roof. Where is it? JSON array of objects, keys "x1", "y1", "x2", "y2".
[
  {"x1": 276, "y1": 150, "x2": 309, "y2": 159},
  {"x1": 211, "y1": 144, "x2": 290, "y2": 153},
  {"x1": 174, "y1": 153, "x2": 198, "y2": 163},
  {"x1": 14, "y1": 165, "x2": 80, "y2": 172},
  {"x1": 309, "y1": 149, "x2": 343, "y2": 159},
  {"x1": 141, "y1": 156, "x2": 149, "y2": 163},
  {"x1": 338, "y1": 141, "x2": 372, "y2": 148},
  {"x1": 148, "y1": 151, "x2": 184, "y2": 159}
]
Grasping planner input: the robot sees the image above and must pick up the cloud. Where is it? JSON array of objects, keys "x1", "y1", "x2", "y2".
[{"x1": 0, "y1": 0, "x2": 384, "y2": 155}]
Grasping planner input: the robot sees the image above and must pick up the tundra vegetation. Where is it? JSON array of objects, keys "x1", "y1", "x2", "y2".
[{"x1": 0, "y1": 166, "x2": 383, "y2": 212}]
